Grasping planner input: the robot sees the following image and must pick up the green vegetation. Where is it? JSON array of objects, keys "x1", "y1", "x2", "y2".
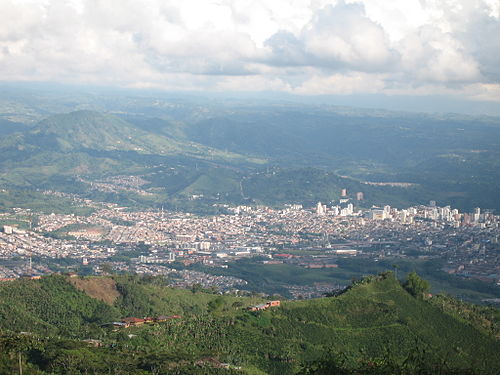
[
  {"x1": 186, "y1": 108, "x2": 500, "y2": 211},
  {"x1": 0, "y1": 103, "x2": 499, "y2": 212},
  {"x1": 0, "y1": 110, "x2": 259, "y2": 213},
  {"x1": 189, "y1": 258, "x2": 500, "y2": 304},
  {"x1": 0, "y1": 275, "x2": 120, "y2": 337},
  {"x1": 242, "y1": 167, "x2": 430, "y2": 208},
  {"x1": 0, "y1": 189, "x2": 94, "y2": 215},
  {"x1": 403, "y1": 271, "x2": 431, "y2": 297},
  {"x1": 428, "y1": 293, "x2": 500, "y2": 338},
  {"x1": 0, "y1": 273, "x2": 498, "y2": 374},
  {"x1": 191, "y1": 259, "x2": 349, "y2": 297}
]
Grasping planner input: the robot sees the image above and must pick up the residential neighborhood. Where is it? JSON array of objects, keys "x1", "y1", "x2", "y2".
[{"x1": 1, "y1": 191, "x2": 498, "y2": 296}]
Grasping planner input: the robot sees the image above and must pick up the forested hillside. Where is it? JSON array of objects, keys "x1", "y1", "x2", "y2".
[{"x1": 0, "y1": 273, "x2": 498, "y2": 374}]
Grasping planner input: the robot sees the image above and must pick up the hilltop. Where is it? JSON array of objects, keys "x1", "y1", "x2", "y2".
[{"x1": 0, "y1": 273, "x2": 498, "y2": 374}]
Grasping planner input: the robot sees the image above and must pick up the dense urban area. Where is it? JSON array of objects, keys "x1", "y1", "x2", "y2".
[{"x1": 0, "y1": 179, "x2": 498, "y2": 299}]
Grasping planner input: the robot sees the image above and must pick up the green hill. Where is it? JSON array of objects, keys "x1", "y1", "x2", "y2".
[
  {"x1": 0, "y1": 110, "x2": 252, "y2": 162},
  {"x1": 0, "y1": 111, "x2": 263, "y2": 210},
  {"x1": 0, "y1": 273, "x2": 498, "y2": 374},
  {"x1": 1, "y1": 108, "x2": 498, "y2": 212}
]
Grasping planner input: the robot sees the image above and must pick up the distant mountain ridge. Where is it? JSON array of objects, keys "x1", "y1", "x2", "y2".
[
  {"x1": 0, "y1": 106, "x2": 498, "y2": 211},
  {"x1": 0, "y1": 110, "x2": 261, "y2": 192},
  {"x1": 2, "y1": 110, "x2": 251, "y2": 160}
]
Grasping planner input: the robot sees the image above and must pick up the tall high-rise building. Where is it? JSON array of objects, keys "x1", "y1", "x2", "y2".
[
  {"x1": 473, "y1": 207, "x2": 481, "y2": 222},
  {"x1": 401, "y1": 210, "x2": 407, "y2": 224},
  {"x1": 356, "y1": 192, "x2": 364, "y2": 201},
  {"x1": 367, "y1": 209, "x2": 385, "y2": 220},
  {"x1": 2, "y1": 225, "x2": 13, "y2": 234},
  {"x1": 316, "y1": 202, "x2": 326, "y2": 215},
  {"x1": 347, "y1": 203, "x2": 354, "y2": 215},
  {"x1": 341, "y1": 188, "x2": 347, "y2": 197}
]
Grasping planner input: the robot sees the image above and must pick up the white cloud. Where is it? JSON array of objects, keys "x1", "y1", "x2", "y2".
[
  {"x1": 0, "y1": 0, "x2": 499, "y2": 101},
  {"x1": 397, "y1": 25, "x2": 481, "y2": 83},
  {"x1": 267, "y1": 2, "x2": 399, "y2": 71}
]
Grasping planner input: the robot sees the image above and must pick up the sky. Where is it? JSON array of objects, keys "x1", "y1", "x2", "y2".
[{"x1": 1, "y1": 0, "x2": 500, "y2": 107}]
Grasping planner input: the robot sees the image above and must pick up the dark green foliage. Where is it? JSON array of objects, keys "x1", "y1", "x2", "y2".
[
  {"x1": 186, "y1": 109, "x2": 500, "y2": 210},
  {"x1": 428, "y1": 293, "x2": 500, "y2": 337},
  {"x1": 403, "y1": 272, "x2": 431, "y2": 298},
  {"x1": 297, "y1": 345, "x2": 488, "y2": 375},
  {"x1": 190, "y1": 258, "x2": 499, "y2": 305},
  {"x1": 0, "y1": 275, "x2": 121, "y2": 336},
  {"x1": 0, "y1": 273, "x2": 498, "y2": 374},
  {"x1": 242, "y1": 167, "x2": 431, "y2": 208}
]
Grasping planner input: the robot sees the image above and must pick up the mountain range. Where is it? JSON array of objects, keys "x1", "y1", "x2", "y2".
[{"x1": 0, "y1": 97, "x2": 498, "y2": 212}]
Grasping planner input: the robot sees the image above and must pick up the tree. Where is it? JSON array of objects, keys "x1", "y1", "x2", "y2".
[
  {"x1": 0, "y1": 332, "x2": 42, "y2": 375},
  {"x1": 190, "y1": 283, "x2": 203, "y2": 294},
  {"x1": 208, "y1": 296, "x2": 225, "y2": 312},
  {"x1": 403, "y1": 271, "x2": 430, "y2": 298},
  {"x1": 100, "y1": 262, "x2": 113, "y2": 275}
]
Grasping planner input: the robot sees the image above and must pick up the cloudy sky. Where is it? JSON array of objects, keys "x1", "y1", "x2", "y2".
[{"x1": 1, "y1": 0, "x2": 500, "y2": 104}]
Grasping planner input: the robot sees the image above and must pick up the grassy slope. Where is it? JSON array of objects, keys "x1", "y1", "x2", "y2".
[
  {"x1": 68, "y1": 277, "x2": 121, "y2": 305},
  {"x1": 242, "y1": 167, "x2": 432, "y2": 208}
]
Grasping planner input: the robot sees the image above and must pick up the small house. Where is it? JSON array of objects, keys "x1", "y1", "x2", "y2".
[
  {"x1": 247, "y1": 303, "x2": 267, "y2": 311},
  {"x1": 155, "y1": 315, "x2": 169, "y2": 322},
  {"x1": 122, "y1": 317, "x2": 145, "y2": 326}
]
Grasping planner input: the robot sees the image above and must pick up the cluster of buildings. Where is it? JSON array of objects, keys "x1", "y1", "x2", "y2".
[
  {"x1": 0, "y1": 189, "x2": 498, "y2": 291},
  {"x1": 77, "y1": 176, "x2": 154, "y2": 196}
]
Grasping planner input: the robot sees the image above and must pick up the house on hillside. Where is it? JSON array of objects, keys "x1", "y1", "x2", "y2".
[
  {"x1": 247, "y1": 303, "x2": 268, "y2": 311},
  {"x1": 247, "y1": 300, "x2": 281, "y2": 311},
  {"x1": 121, "y1": 317, "x2": 145, "y2": 327}
]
